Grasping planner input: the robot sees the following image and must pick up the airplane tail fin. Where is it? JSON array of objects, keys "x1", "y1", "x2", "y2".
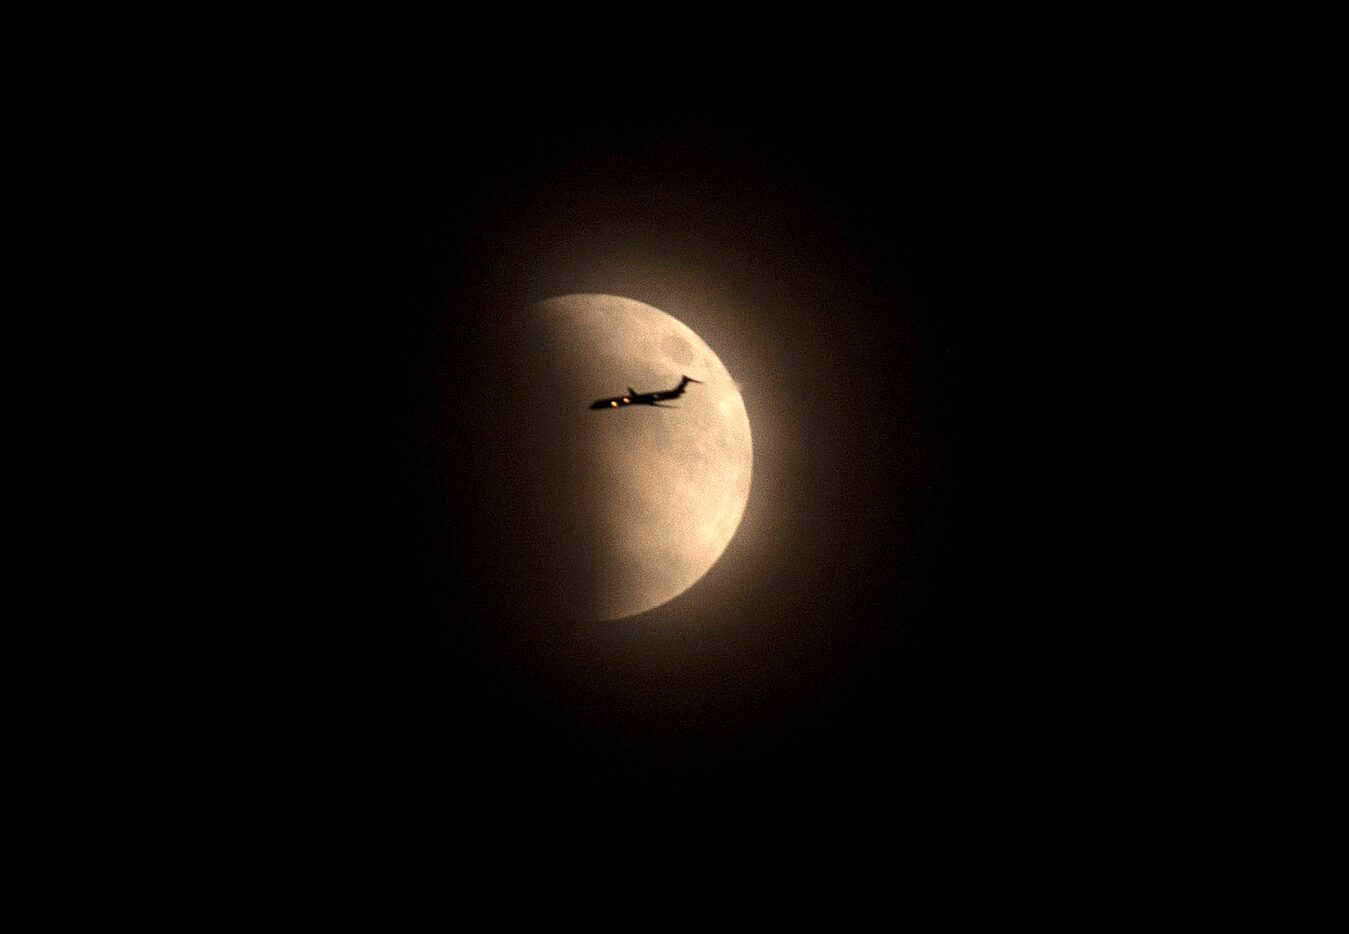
[{"x1": 678, "y1": 375, "x2": 703, "y2": 391}]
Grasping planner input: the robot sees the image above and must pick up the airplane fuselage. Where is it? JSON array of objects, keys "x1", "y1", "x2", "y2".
[{"x1": 590, "y1": 376, "x2": 702, "y2": 410}]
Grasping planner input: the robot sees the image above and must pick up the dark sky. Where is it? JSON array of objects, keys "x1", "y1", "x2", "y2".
[{"x1": 279, "y1": 69, "x2": 1071, "y2": 842}]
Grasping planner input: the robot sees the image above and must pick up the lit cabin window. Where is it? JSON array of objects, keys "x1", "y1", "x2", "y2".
[{"x1": 611, "y1": 400, "x2": 618, "y2": 407}]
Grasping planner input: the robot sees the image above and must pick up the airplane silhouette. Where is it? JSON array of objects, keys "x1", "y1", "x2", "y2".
[{"x1": 590, "y1": 375, "x2": 703, "y2": 410}]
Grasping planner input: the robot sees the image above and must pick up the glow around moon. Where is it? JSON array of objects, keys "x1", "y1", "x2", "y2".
[{"x1": 508, "y1": 294, "x2": 753, "y2": 621}]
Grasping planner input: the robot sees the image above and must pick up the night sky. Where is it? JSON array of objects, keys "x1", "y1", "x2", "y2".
[{"x1": 279, "y1": 69, "x2": 1070, "y2": 842}]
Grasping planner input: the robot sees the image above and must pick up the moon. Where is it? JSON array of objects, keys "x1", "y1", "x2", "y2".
[{"x1": 481, "y1": 294, "x2": 752, "y2": 621}]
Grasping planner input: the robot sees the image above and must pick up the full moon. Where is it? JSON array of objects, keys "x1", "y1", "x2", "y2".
[{"x1": 480, "y1": 294, "x2": 752, "y2": 621}]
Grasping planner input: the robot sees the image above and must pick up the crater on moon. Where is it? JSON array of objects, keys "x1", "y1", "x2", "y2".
[{"x1": 660, "y1": 332, "x2": 695, "y2": 366}]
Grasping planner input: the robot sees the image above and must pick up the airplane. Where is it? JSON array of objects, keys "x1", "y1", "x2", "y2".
[{"x1": 590, "y1": 375, "x2": 703, "y2": 410}]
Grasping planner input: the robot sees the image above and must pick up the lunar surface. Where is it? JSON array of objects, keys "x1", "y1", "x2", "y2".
[{"x1": 479, "y1": 294, "x2": 752, "y2": 621}]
